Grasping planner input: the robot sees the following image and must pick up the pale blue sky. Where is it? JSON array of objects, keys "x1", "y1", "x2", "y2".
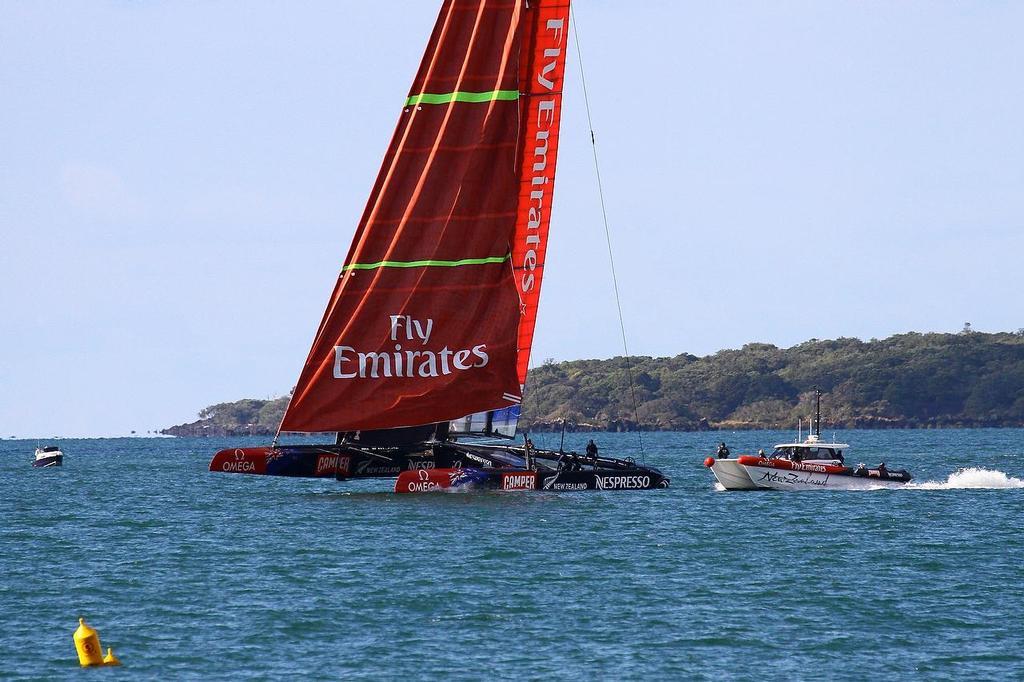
[{"x1": 2, "y1": 1, "x2": 1022, "y2": 437}]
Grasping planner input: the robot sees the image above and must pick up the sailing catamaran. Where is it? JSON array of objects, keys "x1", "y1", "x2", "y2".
[{"x1": 209, "y1": 0, "x2": 668, "y2": 492}]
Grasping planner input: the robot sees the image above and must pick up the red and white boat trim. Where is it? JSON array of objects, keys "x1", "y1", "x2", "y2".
[{"x1": 739, "y1": 456, "x2": 910, "y2": 490}]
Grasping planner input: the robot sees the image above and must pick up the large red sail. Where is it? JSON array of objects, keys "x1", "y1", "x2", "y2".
[{"x1": 281, "y1": 0, "x2": 570, "y2": 433}]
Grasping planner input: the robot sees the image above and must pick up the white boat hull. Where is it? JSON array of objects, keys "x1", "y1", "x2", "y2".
[
  {"x1": 741, "y1": 464, "x2": 905, "y2": 491},
  {"x1": 32, "y1": 454, "x2": 63, "y2": 467},
  {"x1": 709, "y1": 459, "x2": 758, "y2": 490}
]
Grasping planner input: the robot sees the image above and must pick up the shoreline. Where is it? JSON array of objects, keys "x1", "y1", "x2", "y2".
[{"x1": 158, "y1": 421, "x2": 1024, "y2": 438}]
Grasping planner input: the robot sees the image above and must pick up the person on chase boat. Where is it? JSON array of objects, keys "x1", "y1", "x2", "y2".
[{"x1": 717, "y1": 442, "x2": 730, "y2": 459}]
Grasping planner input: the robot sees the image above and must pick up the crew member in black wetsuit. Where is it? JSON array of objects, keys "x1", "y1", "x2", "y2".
[
  {"x1": 523, "y1": 437, "x2": 535, "y2": 470},
  {"x1": 586, "y1": 439, "x2": 599, "y2": 462},
  {"x1": 717, "y1": 442, "x2": 731, "y2": 459}
]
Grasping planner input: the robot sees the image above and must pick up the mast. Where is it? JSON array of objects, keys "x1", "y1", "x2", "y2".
[{"x1": 813, "y1": 386, "x2": 822, "y2": 437}]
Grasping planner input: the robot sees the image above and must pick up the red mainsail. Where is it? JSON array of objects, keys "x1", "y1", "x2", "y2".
[{"x1": 280, "y1": 0, "x2": 570, "y2": 433}]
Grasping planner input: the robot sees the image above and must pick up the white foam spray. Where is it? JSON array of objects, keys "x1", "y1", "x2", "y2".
[{"x1": 907, "y1": 467, "x2": 1024, "y2": 490}]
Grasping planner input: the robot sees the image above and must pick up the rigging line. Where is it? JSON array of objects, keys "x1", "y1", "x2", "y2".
[{"x1": 570, "y1": 5, "x2": 645, "y2": 464}]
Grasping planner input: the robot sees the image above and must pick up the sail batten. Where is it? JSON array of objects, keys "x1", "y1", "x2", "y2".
[
  {"x1": 280, "y1": 0, "x2": 569, "y2": 434},
  {"x1": 406, "y1": 89, "x2": 520, "y2": 106},
  {"x1": 342, "y1": 254, "x2": 511, "y2": 272}
]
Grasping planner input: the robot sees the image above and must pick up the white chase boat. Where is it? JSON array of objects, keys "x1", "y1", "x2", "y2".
[{"x1": 704, "y1": 390, "x2": 912, "y2": 491}]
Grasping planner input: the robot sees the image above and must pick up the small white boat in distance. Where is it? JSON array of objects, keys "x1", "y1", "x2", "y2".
[{"x1": 33, "y1": 445, "x2": 63, "y2": 468}]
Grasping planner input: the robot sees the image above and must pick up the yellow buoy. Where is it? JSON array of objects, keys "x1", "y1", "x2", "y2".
[
  {"x1": 73, "y1": 618, "x2": 104, "y2": 667},
  {"x1": 102, "y1": 647, "x2": 122, "y2": 666}
]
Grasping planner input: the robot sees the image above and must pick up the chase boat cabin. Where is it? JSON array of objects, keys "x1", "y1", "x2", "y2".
[{"x1": 766, "y1": 434, "x2": 848, "y2": 465}]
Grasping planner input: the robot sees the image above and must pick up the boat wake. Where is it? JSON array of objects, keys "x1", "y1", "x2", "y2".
[{"x1": 906, "y1": 468, "x2": 1024, "y2": 490}]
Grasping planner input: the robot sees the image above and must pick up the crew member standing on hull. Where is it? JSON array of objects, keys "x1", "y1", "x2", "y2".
[{"x1": 586, "y1": 439, "x2": 599, "y2": 462}]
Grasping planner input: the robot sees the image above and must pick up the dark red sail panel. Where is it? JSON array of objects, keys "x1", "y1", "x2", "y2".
[
  {"x1": 511, "y1": 0, "x2": 570, "y2": 385},
  {"x1": 281, "y1": 0, "x2": 530, "y2": 433}
]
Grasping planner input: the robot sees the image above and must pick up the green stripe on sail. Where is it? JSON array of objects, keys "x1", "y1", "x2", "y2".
[
  {"x1": 405, "y1": 89, "x2": 519, "y2": 106},
  {"x1": 342, "y1": 254, "x2": 511, "y2": 272}
]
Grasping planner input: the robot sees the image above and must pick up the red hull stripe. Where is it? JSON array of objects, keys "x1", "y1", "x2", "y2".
[
  {"x1": 736, "y1": 456, "x2": 850, "y2": 475},
  {"x1": 395, "y1": 469, "x2": 457, "y2": 494},
  {"x1": 209, "y1": 448, "x2": 268, "y2": 475}
]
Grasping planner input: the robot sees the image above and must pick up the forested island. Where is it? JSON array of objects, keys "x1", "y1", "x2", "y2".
[{"x1": 162, "y1": 331, "x2": 1024, "y2": 436}]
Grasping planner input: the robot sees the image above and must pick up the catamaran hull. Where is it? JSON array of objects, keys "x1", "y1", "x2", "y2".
[
  {"x1": 211, "y1": 445, "x2": 670, "y2": 493},
  {"x1": 208, "y1": 445, "x2": 466, "y2": 479},
  {"x1": 395, "y1": 467, "x2": 670, "y2": 493},
  {"x1": 708, "y1": 459, "x2": 758, "y2": 490},
  {"x1": 542, "y1": 470, "x2": 669, "y2": 491}
]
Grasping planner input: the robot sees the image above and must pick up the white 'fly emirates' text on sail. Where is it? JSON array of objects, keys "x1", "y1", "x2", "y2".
[
  {"x1": 521, "y1": 17, "x2": 564, "y2": 293},
  {"x1": 332, "y1": 315, "x2": 489, "y2": 379}
]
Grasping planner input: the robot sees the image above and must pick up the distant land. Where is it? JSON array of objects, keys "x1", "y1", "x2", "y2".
[{"x1": 162, "y1": 331, "x2": 1024, "y2": 436}]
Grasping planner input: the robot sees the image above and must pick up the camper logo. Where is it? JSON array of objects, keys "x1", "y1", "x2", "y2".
[
  {"x1": 501, "y1": 472, "x2": 537, "y2": 491},
  {"x1": 315, "y1": 453, "x2": 350, "y2": 476}
]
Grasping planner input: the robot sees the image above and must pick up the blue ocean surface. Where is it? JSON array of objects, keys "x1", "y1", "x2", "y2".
[{"x1": 2, "y1": 430, "x2": 1023, "y2": 680}]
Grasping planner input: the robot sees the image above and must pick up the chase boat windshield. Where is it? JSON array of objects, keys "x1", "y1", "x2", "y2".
[{"x1": 771, "y1": 436, "x2": 849, "y2": 462}]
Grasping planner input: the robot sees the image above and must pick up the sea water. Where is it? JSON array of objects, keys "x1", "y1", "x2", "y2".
[{"x1": 2, "y1": 429, "x2": 1022, "y2": 680}]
